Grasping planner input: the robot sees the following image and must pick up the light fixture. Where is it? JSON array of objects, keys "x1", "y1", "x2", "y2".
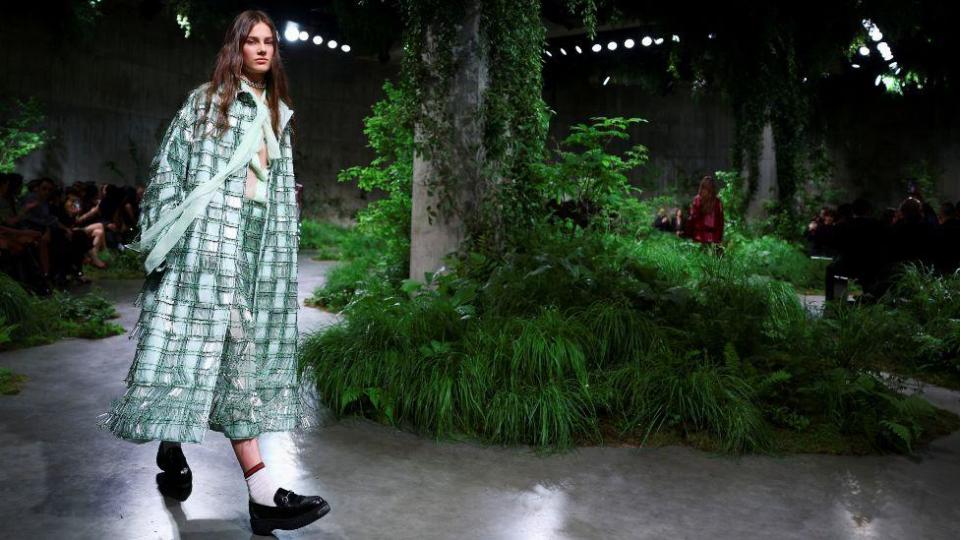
[
  {"x1": 560, "y1": 47, "x2": 567, "y2": 55},
  {"x1": 284, "y1": 22, "x2": 300, "y2": 42},
  {"x1": 859, "y1": 46, "x2": 870, "y2": 56},
  {"x1": 624, "y1": 39, "x2": 635, "y2": 49},
  {"x1": 298, "y1": 31, "x2": 308, "y2": 41},
  {"x1": 545, "y1": 49, "x2": 553, "y2": 57},
  {"x1": 327, "y1": 39, "x2": 338, "y2": 49},
  {"x1": 851, "y1": 63, "x2": 861, "y2": 69},
  {"x1": 877, "y1": 42, "x2": 893, "y2": 61},
  {"x1": 575, "y1": 45, "x2": 583, "y2": 54},
  {"x1": 341, "y1": 44, "x2": 351, "y2": 52},
  {"x1": 607, "y1": 41, "x2": 617, "y2": 51},
  {"x1": 707, "y1": 32, "x2": 716, "y2": 39},
  {"x1": 654, "y1": 37, "x2": 664, "y2": 45},
  {"x1": 591, "y1": 43, "x2": 602, "y2": 52},
  {"x1": 312, "y1": 35, "x2": 323, "y2": 45},
  {"x1": 603, "y1": 76, "x2": 611, "y2": 86},
  {"x1": 641, "y1": 36, "x2": 652, "y2": 47},
  {"x1": 672, "y1": 34, "x2": 680, "y2": 42},
  {"x1": 875, "y1": 74, "x2": 883, "y2": 86}
]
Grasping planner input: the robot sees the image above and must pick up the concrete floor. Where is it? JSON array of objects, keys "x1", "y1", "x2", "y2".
[{"x1": 2, "y1": 252, "x2": 960, "y2": 539}]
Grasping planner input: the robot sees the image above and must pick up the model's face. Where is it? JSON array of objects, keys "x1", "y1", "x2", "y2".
[{"x1": 242, "y1": 22, "x2": 275, "y2": 77}]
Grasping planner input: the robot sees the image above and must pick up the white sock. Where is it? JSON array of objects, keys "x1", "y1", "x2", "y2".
[{"x1": 245, "y1": 465, "x2": 282, "y2": 506}]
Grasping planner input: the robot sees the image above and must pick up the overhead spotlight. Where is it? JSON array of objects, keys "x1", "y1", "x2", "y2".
[
  {"x1": 575, "y1": 45, "x2": 583, "y2": 54},
  {"x1": 312, "y1": 35, "x2": 323, "y2": 45},
  {"x1": 641, "y1": 36, "x2": 652, "y2": 47},
  {"x1": 624, "y1": 39, "x2": 635, "y2": 49},
  {"x1": 591, "y1": 43, "x2": 602, "y2": 52},
  {"x1": 859, "y1": 46, "x2": 870, "y2": 56},
  {"x1": 545, "y1": 49, "x2": 553, "y2": 57},
  {"x1": 298, "y1": 31, "x2": 308, "y2": 41},
  {"x1": 560, "y1": 47, "x2": 567, "y2": 55},
  {"x1": 877, "y1": 42, "x2": 893, "y2": 61},
  {"x1": 284, "y1": 22, "x2": 300, "y2": 42},
  {"x1": 327, "y1": 39, "x2": 338, "y2": 49},
  {"x1": 654, "y1": 37, "x2": 664, "y2": 45},
  {"x1": 603, "y1": 76, "x2": 611, "y2": 86},
  {"x1": 607, "y1": 41, "x2": 617, "y2": 51},
  {"x1": 341, "y1": 44, "x2": 351, "y2": 52},
  {"x1": 672, "y1": 34, "x2": 680, "y2": 42}
]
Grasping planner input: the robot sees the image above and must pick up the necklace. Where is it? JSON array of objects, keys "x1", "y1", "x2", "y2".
[{"x1": 239, "y1": 74, "x2": 267, "y2": 90}]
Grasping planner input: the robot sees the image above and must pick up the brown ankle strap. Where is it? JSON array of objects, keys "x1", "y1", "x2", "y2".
[{"x1": 244, "y1": 462, "x2": 265, "y2": 478}]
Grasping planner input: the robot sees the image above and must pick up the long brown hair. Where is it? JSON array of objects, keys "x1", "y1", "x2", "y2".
[{"x1": 202, "y1": 10, "x2": 292, "y2": 138}]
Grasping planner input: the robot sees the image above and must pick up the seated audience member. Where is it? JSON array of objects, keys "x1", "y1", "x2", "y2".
[
  {"x1": 825, "y1": 198, "x2": 885, "y2": 301},
  {"x1": 806, "y1": 207, "x2": 838, "y2": 257},
  {"x1": 685, "y1": 175, "x2": 724, "y2": 246},
  {"x1": 18, "y1": 178, "x2": 89, "y2": 287},
  {"x1": 652, "y1": 207, "x2": 673, "y2": 233},
  {"x1": 934, "y1": 202, "x2": 960, "y2": 274},
  {"x1": 62, "y1": 191, "x2": 107, "y2": 270},
  {"x1": 887, "y1": 196, "x2": 935, "y2": 274},
  {"x1": 0, "y1": 173, "x2": 42, "y2": 256},
  {"x1": 671, "y1": 208, "x2": 684, "y2": 237}
]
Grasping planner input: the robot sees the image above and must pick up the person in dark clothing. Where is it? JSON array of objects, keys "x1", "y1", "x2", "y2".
[
  {"x1": 652, "y1": 207, "x2": 673, "y2": 233},
  {"x1": 825, "y1": 198, "x2": 885, "y2": 301},
  {"x1": 934, "y1": 202, "x2": 960, "y2": 275},
  {"x1": 806, "y1": 207, "x2": 838, "y2": 257},
  {"x1": 886, "y1": 196, "x2": 935, "y2": 277}
]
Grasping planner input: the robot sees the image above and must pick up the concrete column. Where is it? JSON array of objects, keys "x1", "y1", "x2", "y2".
[
  {"x1": 746, "y1": 122, "x2": 778, "y2": 218},
  {"x1": 409, "y1": 1, "x2": 489, "y2": 282}
]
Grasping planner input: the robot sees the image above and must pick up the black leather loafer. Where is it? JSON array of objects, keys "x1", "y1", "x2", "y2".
[
  {"x1": 249, "y1": 488, "x2": 330, "y2": 536},
  {"x1": 155, "y1": 443, "x2": 192, "y2": 500}
]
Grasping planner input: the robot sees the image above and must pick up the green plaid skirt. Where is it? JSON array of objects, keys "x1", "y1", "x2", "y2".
[{"x1": 101, "y1": 194, "x2": 308, "y2": 443}]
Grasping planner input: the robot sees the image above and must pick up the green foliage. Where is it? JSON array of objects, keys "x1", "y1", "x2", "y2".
[
  {"x1": 0, "y1": 98, "x2": 49, "y2": 174},
  {"x1": 0, "y1": 273, "x2": 124, "y2": 349},
  {"x1": 0, "y1": 366, "x2": 28, "y2": 395},
  {"x1": 300, "y1": 220, "x2": 353, "y2": 260}
]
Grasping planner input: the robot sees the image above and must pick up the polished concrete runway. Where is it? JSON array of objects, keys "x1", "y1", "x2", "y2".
[{"x1": 2, "y1": 252, "x2": 960, "y2": 539}]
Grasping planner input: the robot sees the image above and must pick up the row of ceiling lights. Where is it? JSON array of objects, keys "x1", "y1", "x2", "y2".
[
  {"x1": 283, "y1": 21, "x2": 351, "y2": 53},
  {"x1": 545, "y1": 34, "x2": 683, "y2": 57}
]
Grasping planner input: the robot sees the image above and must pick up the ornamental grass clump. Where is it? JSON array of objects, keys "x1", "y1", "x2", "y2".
[{"x1": 303, "y1": 115, "x2": 957, "y2": 454}]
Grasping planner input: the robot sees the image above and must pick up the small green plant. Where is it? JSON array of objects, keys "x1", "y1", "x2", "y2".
[{"x1": 0, "y1": 97, "x2": 49, "y2": 174}]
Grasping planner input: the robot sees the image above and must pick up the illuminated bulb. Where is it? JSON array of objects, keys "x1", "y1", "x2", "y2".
[
  {"x1": 859, "y1": 46, "x2": 870, "y2": 56},
  {"x1": 607, "y1": 41, "x2": 617, "y2": 51},
  {"x1": 312, "y1": 35, "x2": 323, "y2": 45},
  {"x1": 545, "y1": 50, "x2": 553, "y2": 57},
  {"x1": 654, "y1": 37, "x2": 664, "y2": 45},
  {"x1": 624, "y1": 39, "x2": 635, "y2": 49},
  {"x1": 284, "y1": 22, "x2": 300, "y2": 42},
  {"x1": 641, "y1": 36, "x2": 652, "y2": 47},
  {"x1": 298, "y1": 31, "x2": 308, "y2": 41},
  {"x1": 591, "y1": 43, "x2": 602, "y2": 52},
  {"x1": 575, "y1": 45, "x2": 583, "y2": 54},
  {"x1": 327, "y1": 39, "x2": 338, "y2": 49},
  {"x1": 851, "y1": 63, "x2": 861, "y2": 69},
  {"x1": 875, "y1": 75, "x2": 882, "y2": 86},
  {"x1": 603, "y1": 76, "x2": 611, "y2": 86},
  {"x1": 560, "y1": 47, "x2": 567, "y2": 55},
  {"x1": 672, "y1": 34, "x2": 680, "y2": 42},
  {"x1": 341, "y1": 44, "x2": 351, "y2": 52}
]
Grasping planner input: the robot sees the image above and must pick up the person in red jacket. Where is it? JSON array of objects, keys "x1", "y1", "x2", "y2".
[{"x1": 686, "y1": 175, "x2": 724, "y2": 245}]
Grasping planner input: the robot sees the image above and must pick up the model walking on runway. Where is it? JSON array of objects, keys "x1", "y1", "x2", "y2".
[{"x1": 99, "y1": 10, "x2": 329, "y2": 535}]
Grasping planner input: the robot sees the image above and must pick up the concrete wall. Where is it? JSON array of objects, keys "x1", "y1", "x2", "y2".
[
  {"x1": 544, "y1": 79, "x2": 736, "y2": 196},
  {"x1": 1, "y1": 6, "x2": 397, "y2": 221}
]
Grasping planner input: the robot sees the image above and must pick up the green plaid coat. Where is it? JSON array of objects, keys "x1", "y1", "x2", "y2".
[{"x1": 100, "y1": 82, "x2": 311, "y2": 443}]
